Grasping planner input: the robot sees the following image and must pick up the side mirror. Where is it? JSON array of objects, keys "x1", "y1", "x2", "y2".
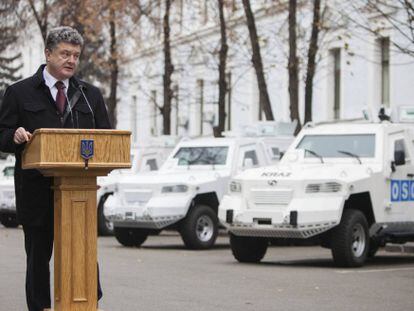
[
  {"x1": 394, "y1": 150, "x2": 406, "y2": 166},
  {"x1": 279, "y1": 152, "x2": 285, "y2": 160},
  {"x1": 243, "y1": 158, "x2": 254, "y2": 169}
]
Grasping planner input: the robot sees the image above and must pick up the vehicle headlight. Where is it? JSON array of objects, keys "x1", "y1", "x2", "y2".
[
  {"x1": 305, "y1": 182, "x2": 342, "y2": 193},
  {"x1": 161, "y1": 185, "x2": 189, "y2": 193},
  {"x1": 229, "y1": 181, "x2": 242, "y2": 193}
]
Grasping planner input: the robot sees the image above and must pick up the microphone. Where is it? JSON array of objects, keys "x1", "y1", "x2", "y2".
[
  {"x1": 78, "y1": 84, "x2": 96, "y2": 129},
  {"x1": 63, "y1": 89, "x2": 76, "y2": 128}
]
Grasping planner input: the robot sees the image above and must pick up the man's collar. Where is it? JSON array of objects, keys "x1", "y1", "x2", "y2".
[
  {"x1": 32, "y1": 64, "x2": 85, "y2": 90},
  {"x1": 43, "y1": 67, "x2": 69, "y2": 90}
]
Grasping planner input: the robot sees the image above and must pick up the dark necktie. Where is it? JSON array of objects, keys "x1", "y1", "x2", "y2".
[{"x1": 55, "y1": 81, "x2": 67, "y2": 114}]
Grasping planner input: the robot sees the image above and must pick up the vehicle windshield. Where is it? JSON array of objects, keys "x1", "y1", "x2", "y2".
[
  {"x1": 3, "y1": 166, "x2": 14, "y2": 177},
  {"x1": 173, "y1": 146, "x2": 229, "y2": 166},
  {"x1": 296, "y1": 134, "x2": 375, "y2": 158}
]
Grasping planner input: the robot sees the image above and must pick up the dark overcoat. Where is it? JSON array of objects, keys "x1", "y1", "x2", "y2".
[{"x1": 0, "y1": 65, "x2": 111, "y2": 226}]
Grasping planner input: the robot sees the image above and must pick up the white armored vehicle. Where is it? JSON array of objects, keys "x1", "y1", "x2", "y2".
[
  {"x1": 0, "y1": 155, "x2": 17, "y2": 228},
  {"x1": 98, "y1": 137, "x2": 177, "y2": 235},
  {"x1": 220, "y1": 111, "x2": 414, "y2": 267},
  {"x1": 105, "y1": 123, "x2": 294, "y2": 249}
]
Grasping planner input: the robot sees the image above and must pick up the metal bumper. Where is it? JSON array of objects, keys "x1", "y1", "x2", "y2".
[
  {"x1": 0, "y1": 204, "x2": 16, "y2": 214},
  {"x1": 112, "y1": 214, "x2": 184, "y2": 229},
  {"x1": 219, "y1": 194, "x2": 344, "y2": 238},
  {"x1": 226, "y1": 222, "x2": 337, "y2": 238}
]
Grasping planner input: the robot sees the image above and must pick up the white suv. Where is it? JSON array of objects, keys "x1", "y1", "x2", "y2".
[
  {"x1": 220, "y1": 117, "x2": 414, "y2": 267},
  {"x1": 97, "y1": 137, "x2": 177, "y2": 235},
  {"x1": 0, "y1": 155, "x2": 17, "y2": 228},
  {"x1": 105, "y1": 128, "x2": 293, "y2": 249}
]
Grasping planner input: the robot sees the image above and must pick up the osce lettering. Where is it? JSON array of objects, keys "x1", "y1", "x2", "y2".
[{"x1": 391, "y1": 180, "x2": 414, "y2": 202}]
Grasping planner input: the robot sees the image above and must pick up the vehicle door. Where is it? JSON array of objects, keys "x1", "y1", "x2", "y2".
[{"x1": 387, "y1": 131, "x2": 414, "y2": 220}]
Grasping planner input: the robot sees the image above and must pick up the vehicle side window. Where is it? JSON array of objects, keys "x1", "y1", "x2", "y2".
[
  {"x1": 2, "y1": 166, "x2": 14, "y2": 176},
  {"x1": 243, "y1": 150, "x2": 258, "y2": 166},
  {"x1": 394, "y1": 139, "x2": 406, "y2": 166},
  {"x1": 271, "y1": 147, "x2": 280, "y2": 159},
  {"x1": 145, "y1": 158, "x2": 158, "y2": 171}
]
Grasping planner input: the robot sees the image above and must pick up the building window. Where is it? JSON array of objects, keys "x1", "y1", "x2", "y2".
[
  {"x1": 151, "y1": 90, "x2": 158, "y2": 136},
  {"x1": 380, "y1": 37, "x2": 390, "y2": 108},
  {"x1": 178, "y1": 0, "x2": 184, "y2": 31},
  {"x1": 201, "y1": 1, "x2": 208, "y2": 24},
  {"x1": 156, "y1": 0, "x2": 162, "y2": 37},
  {"x1": 131, "y1": 95, "x2": 137, "y2": 143},
  {"x1": 197, "y1": 79, "x2": 204, "y2": 135},
  {"x1": 331, "y1": 48, "x2": 341, "y2": 119}
]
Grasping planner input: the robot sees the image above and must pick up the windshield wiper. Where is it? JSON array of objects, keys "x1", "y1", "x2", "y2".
[
  {"x1": 304, "y1": 149, "x2": 324, "y2": 163},
  {"x1": 337, "y1": 150, "x2": 362, "y2": 164}
]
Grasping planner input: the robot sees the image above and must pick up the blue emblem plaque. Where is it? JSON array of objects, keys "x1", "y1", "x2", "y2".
[{"x1": 80, "y1": 139, "x2": 94, "y2": 160}]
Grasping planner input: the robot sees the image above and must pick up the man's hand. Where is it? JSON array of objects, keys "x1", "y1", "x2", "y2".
[{"x1": 13, "y1": 127, "x2": 32, "y2": 144}]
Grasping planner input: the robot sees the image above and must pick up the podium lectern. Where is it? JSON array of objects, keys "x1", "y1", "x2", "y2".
[{"x1": 22, "y1": 129, "x2": 131, "y2": 311}]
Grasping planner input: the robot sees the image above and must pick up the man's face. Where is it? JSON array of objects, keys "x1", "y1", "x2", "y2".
[{"x1": 45, "y1": 42, "x2": 81, "y2": 80}]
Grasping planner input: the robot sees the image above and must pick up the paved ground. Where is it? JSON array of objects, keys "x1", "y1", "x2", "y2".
[{"x1": 1, "y1": 225, "x2": 414, "y2": 311}]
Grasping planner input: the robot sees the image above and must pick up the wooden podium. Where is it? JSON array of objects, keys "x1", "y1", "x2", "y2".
[{"x1": 22, "y1": 129, "x2": 131, "y2": 311}]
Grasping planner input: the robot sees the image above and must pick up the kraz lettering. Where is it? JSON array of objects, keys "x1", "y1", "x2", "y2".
[{"x1": 261, "y1": 172, "x2": 291, "y2": 178}]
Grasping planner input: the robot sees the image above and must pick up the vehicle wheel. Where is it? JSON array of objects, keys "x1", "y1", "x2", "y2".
[
  {"x1": 114, "y1": 227, "x2": 148, "y2": 247},
  {"x1": 97, "y1": 194, "x2": 114, "y2": 236},
  {"x1": 331, "y1": 209, "x2": 369, "y2": 267},
  {"x1": 0, "y1": 214, "x2": 19, "y2": 228},
  {"x1": 230, "y1": 233, "x2": 268, "y2": 263},
  {"x1": 180, "y1": 204, "x2": 218, "y2": 250}
]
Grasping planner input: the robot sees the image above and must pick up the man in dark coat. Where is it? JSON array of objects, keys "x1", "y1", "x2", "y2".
[{"x1": 0, "y1": 26, "x2": 110, "y2": 311}]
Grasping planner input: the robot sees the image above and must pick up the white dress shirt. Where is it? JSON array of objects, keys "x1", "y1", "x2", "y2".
[{"x1": 43, "y1": 67, "x2": 69, "y2": 101}]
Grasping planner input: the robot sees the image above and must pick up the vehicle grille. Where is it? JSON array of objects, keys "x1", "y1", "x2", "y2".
[{"x1": 251, "y1": 188, "x2": 293, "y2": 205}]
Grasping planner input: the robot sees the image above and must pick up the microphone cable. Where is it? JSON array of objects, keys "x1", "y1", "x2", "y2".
[
  {"x1": 78, "y1": 84, "x2": 96, "y2": 129},
  {"x1": 63, "y1": 87, "x2": 76, "y2": 128}
]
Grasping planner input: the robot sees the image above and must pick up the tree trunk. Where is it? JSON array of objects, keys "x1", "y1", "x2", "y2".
[
  {"x1": 242, "y1": 0, "x2": 274, "y2": 120},
  {"x1": 288, "y1": 0, "x2": 301, "y2": 134},
  {"x1": 163, "y1": 0, "x2": 173, "y2": 135},
  {"x1": 304, "y1": 0, "x2": 321, "y2": 124},
  {"x1": 214, "y1": 0, "x2": 228, "y2": 137},
  {"x1": 107, "y1": 6, "x2": 118, "y2": 128},
  {"x1": 28, "y1": 0, "x2": 49, "y2": 43}
]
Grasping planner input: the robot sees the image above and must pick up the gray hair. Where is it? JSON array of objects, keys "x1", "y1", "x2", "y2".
[{"x1": 45, "y1": 26, "x2": 84, "y2": 51}]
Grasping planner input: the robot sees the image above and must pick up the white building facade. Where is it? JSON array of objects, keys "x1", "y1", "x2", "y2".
[
  {"x1": 12, "y1": 1, "x2": 414, "y2": 145},
  {"x1": 117, "y1": 0, "x2": 414, "y2": 145}
]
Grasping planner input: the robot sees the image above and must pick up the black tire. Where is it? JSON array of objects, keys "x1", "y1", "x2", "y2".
[
  {"x1": 230, "y1": 233, "x2": 268, "y2": 263},
  {"x1": 97, "y1": 194, "x2": 114, "y2": 236},
  {"x1": 114, "y1": 227, "x2": 148, "y2": 247},
  {"x1": 180, "y1": 204, "x2": 218, "y2": 250},
  {"x1": 0, "y1": 214, "x2": 19, "y2": 228},
  {"x1": 331, "y1": 209, "x2": 369, "y2": 267}
]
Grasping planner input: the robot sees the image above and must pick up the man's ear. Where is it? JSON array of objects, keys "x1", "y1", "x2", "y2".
[{"x1": 44, "y1": 49, "x2": 51, "y2": 62}]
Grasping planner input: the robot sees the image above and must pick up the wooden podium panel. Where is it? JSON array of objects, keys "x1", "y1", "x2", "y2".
[
  {"x1": 22, "y1": 128, "x2": 130, "y2": 174},
  {"x1": 23, "y1": 129, "x2": 131, "y2": 311}
]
